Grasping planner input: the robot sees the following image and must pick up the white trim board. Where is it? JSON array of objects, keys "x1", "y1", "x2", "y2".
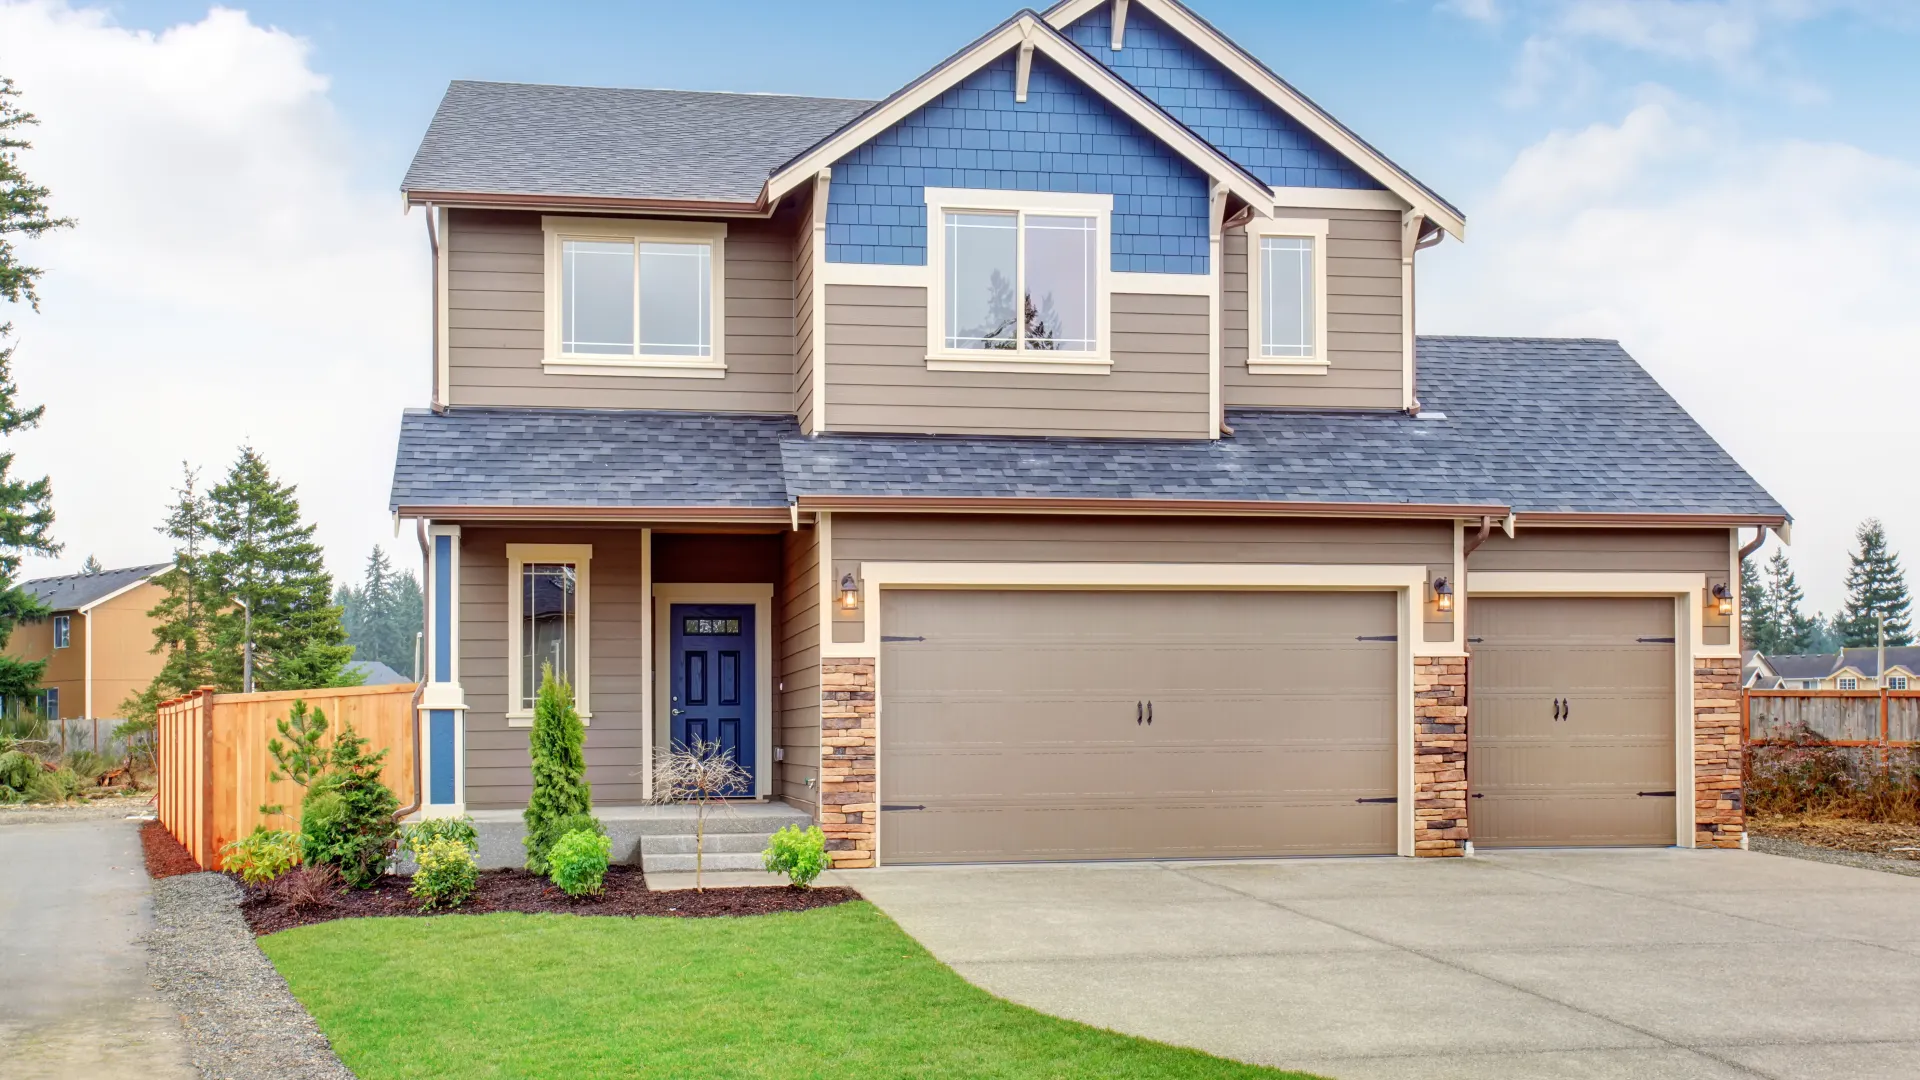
[{"x1": 651, "y1": 583, "x2": 776, "y2": 800}]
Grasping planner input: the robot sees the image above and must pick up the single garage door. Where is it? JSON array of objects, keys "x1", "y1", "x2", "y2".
[
  {"x1": 878, "y1": 590, "x2": 1398, "y2": 865},
  {"x1": 1470, "y1": 596, "x2": 1678, "y2": 847}
]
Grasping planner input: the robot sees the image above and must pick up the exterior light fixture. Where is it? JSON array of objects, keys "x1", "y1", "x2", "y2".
[
  {"x1": 1711, "y1": 582, "x2": 1733, "y2": 617},
  {"x1": 1432, "y1": 576, "x2": 1453, "y2": 613},
  {"x1": 839, "y1": 572, "x2": 861, "y2": 611}
]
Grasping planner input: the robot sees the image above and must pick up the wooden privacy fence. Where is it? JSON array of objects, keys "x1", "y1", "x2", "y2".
[
  {"x1": 1744, "y1": 689, "x2": 1920, "y2": 749},
  {"x1": 156, "y1": 683, "x2": 419, "y2": 870}
]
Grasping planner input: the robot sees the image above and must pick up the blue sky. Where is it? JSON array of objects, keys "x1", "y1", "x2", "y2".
[{"x1": 5, "y1": 0, "x2": 1918, "y2": 614}]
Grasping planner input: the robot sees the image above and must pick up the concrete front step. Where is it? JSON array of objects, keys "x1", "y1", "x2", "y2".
[
  {"x1": 641, "y1": 851, "x2": 769, "y2": 874},
  {"x1": 464, "y1": 802, "x2": 812, "y2": 870},
  {"x1": 639, "y1": 832, "x2": 772, "y2": 856}
]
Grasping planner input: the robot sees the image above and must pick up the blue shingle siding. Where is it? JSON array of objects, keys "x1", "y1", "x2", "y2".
[
  {"x1": 825, "y1": 52, "x2": 1212, "y2": 274},
  {"x1": 1063, "y1": 3, "x2": 1381, "y2": 191}
]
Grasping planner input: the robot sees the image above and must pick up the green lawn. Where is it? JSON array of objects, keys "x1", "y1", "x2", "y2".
[{"x1": 261, "y1": 901, "x2": 1324, "y2": 1079}]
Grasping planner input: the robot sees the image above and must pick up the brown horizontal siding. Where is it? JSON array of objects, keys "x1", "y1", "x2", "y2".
[
  {"x1": 445, "y1": 209, "x2": 795, "y2": 413},
  {"x1": 1224, "y1": 207, "x2": 1405, "y2": 411},
  {"x1": 779, "y1": 527, "x2": 821, "y2": 814},
  {"x1": 824, "y1": 285, "x2": 1211, "y2": 438},
  {"x1": 833, "y1": 514, "x2": 1451, "y2": 565},
  {"x1": 1470, "y1": 527, "x2": 1736, "y2": 648}
]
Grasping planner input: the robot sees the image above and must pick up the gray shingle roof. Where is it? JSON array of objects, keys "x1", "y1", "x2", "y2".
[
  {"x1": 389, "y1": 338, "x2": 1786, "y2": 520},
  {"x1": 22, "y1": 563, "x2": 168, "y2": 612},
  {"x1": 1761, "y1": 653, "x2": 1842, "y2": 680},
  {"x1": 402, "y1": 81, "x2": 875, "y2": 204},
  {"x1": 1838, "y1": 647, "x2": 1920, "y2": 677},
  {"x1": 346, "y1": 660, "x2": 413, "y2": 686}
]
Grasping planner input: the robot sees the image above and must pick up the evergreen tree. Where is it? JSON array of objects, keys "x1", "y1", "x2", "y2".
[
  {"x1": 1762, "y1": 549, "x2": 1816, "y2": 654},
  {"x1": 1836, "y1": 518, "x2": 1914, "y2": 647},
  {"x1": 80, "y1": 554, "x2": 101, "y2": 574},
  {"x1": 1740, "y1": 554, "x2": 1773, "y2": 654},
  {"x1": 202, "y1": 447, "x2": 358, "y2": 691},
  {"x1": 125, "y1": 466, "x2": 218, "y2": 719},
  {"x1": 0, "y1": 78, "x2": 71, "y2": 702},
  {"x1": 337, "y1": 547, "x2": 425, "y2": 675}
]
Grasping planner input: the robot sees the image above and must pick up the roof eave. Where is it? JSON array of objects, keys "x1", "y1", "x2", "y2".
[
  {"x1": 391, "y1": 504, "x2": 791, "y2": 524},
  {"x1": 1515, "y1": 511, "x2": 1790, "y2": 529},
  {"x1": 402, "y1": 188, "x2": 776, "y2": 218},
  {"x1": 792, "y1": 495, "x2": 1509, "y2": 519}
]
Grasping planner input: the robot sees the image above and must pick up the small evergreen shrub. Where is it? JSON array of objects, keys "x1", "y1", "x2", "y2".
[
  {"x1": 523, "y1": 666, "x2": 593, "y2": 874},
  {"x1": 548, "y1": 827, "x2": 610, "y2": 897},
  {"x1": 0, "y1": 749, "x2": 35, "y2": 803},
  {"x1": 762, "y1": 824, "x2": 830, "y2": 888},
  {"x1": 295, "y1": 721, "x2": 399, "y2": 888},
  {"x1": 400, "y1": 815, "x2": 480, "y2": 857},
  {"x1": 222, "y1": 827, "x2": 301, "y2": 886},
  {"x1": 410, "y1": 836, "x2": 479, "y2": 911}
]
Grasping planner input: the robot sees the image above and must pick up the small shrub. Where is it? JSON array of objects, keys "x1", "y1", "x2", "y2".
[
  {"x1": 548, "y1": 828, "x2": 610, "y2": 897},
  {"x1": 523, "y1": 666, "x2": 593, "y2": 874},
  {"x1": 222, "y1": 827, "x2": 301, "y2": 886},
  {"x1": 761, "y1": 824, "x2": 830, "y2": 888},
  {"x1": 0, "y1": 749, "x2": 35, "y2": 803},
  {"x1": 66, "y1": 749, "x2": 112, "y2": 781},
  {"x1": 400, "y1": 815, "x2": 480, "y2": 857},
  {"x1": 27, "y1": 765, "x2": 85, "y2": 803},
  {"x1": 410, "y1": 836, "x2": 479, "y2": 911},
  {"x1": 295, "y1": 721, "x2": 399, "y2": 888},
  {"x1": 267, "y1": 864, "x2": 342, "y2": 911}
]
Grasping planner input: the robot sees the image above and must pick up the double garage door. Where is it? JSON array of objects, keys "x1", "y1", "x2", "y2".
[
  {"x1": 876, "y1": 590, "x2": 1682, "y2": 864},
  {"x1": 878, "y1": 590, "x2": 1399, "y2": 865}
]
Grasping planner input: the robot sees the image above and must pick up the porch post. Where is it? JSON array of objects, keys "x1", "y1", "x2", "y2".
[{"x1": 421, "y1": 524, "x2": 466, "y2": 816}]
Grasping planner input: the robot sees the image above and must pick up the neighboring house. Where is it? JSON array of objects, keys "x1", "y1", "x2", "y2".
[
  {"x1": 391, "y1": 0, "x2": 1787, "y2": 865},
  {"x1": 1752, "y1": 648, "x2": 1920, "y2": 691},
  {"x1": 345, "y1": 659, "x2": 415, "y2": 686},
  {"x1": 3, "y1": 563, "x2": 170, "y2": 726}
]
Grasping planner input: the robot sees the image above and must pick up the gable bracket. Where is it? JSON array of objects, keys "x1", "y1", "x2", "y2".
[
  {"x1": 1112, "y1": 0, "x2": 1130, "y2": 50},
  {"x1": 1016, "y1": 24, "x2": 1036, "y2": 104}
]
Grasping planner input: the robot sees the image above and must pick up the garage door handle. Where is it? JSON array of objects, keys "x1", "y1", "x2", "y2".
[
  {"x1": 1563, "y1": 699, "x2": 1571, "y2": 721},
  {"x1": 1146, "y1": 701, "x2": 1153, "y2": 725},
  {"x1": 1137, "y1": 701, "x2": 1143, "y2": 725},
  {"x1": 1553, "y1": 698, "x2": 1562, "y2": 720}
]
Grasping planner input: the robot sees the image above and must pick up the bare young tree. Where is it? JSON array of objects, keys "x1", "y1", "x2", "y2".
[{"x1": 647, "y1": 739, "x2": 749, "y2": 891}]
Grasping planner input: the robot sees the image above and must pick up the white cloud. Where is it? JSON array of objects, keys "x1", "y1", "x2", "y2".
[
  {"x1": 0, "y1": 1, "x2": 427, "y2": 587},
  {"x1": 1438, "y1": 0, "x2": 1505, "y2": 22},
  {"x1": 1422, "y1": 101, "x2": 1920, "y2": 614}
]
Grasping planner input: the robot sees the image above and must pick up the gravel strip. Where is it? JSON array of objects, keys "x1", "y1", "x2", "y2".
[
  {"x1": 1751, "y1": 835, "x2": 1920, "y2": 879},
  {"x1": 0, "y1": 796, "x2": 156, "y2": 824},
  {"x1": 145, "y1": 873, "x2": 356, "y2": 1080}
]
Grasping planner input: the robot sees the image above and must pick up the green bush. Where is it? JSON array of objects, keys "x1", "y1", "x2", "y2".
[
  {"x1": 762, "y1": 824, "x2": 830, "y2": 888},
  {"x1": 400, "y1": 815, "x2": 479, "y2": 857},
  {"x1": 410, "y1": 835, "x2": 479, "y2": 911},
  {"x1": 548, "y1": 828, "x2": 610, "y2": 897},
  {"x1": 27, "y1": 765, "x2": 84, "y2": 803},
  {"x1": 522, "y1": 666, "x2": 593, "y2": 874},
  {"x1": 222, "y1": 827, "x2": 301, "y2": 886},
  {"x1": 0, "y1": 749, "x2": 35, "y2": 803},
  {"x1": 66, "y1": 749, "x2": 112, "y2": 781},
  {"x1": 295, "y1": 722, "x2": 399, "y2": 888}
]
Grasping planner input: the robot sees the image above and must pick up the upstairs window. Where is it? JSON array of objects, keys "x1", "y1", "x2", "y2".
[
  {"x1": 1246, "y1": 218, "x2": 1329, "y2": 373},
  {"x1": 925, "y1": 189, "x2": 1112, "y2": 373},
  {"x1": 1890, "y1": 675, "x2": 1909, "y2": 690},
  {"x1": 1839, "y1": 676, "x2": 1858, "y2": 691},
  {"x1": 543, "y1": 218, "x2": 726, "y2": 376},
  {"x1": 53, "y1": 615, "x2": 70, "y2": 649}
]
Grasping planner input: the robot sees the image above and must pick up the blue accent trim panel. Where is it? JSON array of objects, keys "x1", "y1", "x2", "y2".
[
  {"x1": 432, "y1": 534, "x2": 452, "y2": 684},
  {"x1": 826, "y1": 52, "x2": 1211, "y2": 274},
  {"x1": 668, "y1": 604, "x2": 756, "y2": 795},
  {"x1": 1063, "y1": 3, "x2": 1383, "y2": 191},
  {"x1": 429, "y1": 709, "x2": 455, "y2": 804}
]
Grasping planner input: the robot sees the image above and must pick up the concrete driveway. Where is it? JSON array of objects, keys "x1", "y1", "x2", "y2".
[
  {"x1": 840, "y1": 849, "x2": 1920, "y2": 1080},
  {"x1": 0, "y1": 817, "x2": 193, "y2": 1078}
]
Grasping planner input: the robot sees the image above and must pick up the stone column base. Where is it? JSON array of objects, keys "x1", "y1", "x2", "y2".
[
  {"x1": 1414, "y1": 656, "x2": 1469, "y2": 856},
  {"x1": 819, "y1": 658, "x2": 877, "y2": 868},
  {"x1": 1694, "y1": 655, "x2": 1743, "y2": 848}
]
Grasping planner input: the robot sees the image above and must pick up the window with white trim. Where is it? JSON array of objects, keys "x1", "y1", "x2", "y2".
[
  {"x1": 53, "y1": 615, "x2": 69, "y2": 649},
  {"x1": 505, "y1": 544, "x2": 592, "y2": 722},
  {"x1": 1890, "y1": 675, "x2": 1909, "y2": 690},
  {"x1": 1839, "y1": 676, "x2": 1858, "y2": 691},
  {"x1": 925, "y1": 189, "x2": 1112, "y2": 372},
  {"x1": 542, "y1": 218, "x2": 726, "y2": 376},
  {"x1": 1245, "y1": 217, "x2": 1329, "y2": 372}
]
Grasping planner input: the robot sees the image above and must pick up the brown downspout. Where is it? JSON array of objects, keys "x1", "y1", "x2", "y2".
[
  {"x1": 394, "y1": 517, "x2": 430, "y2": 821},
  {"x1": 1462, "y1": 514, "x2": 1494, "y2": 558},
  {"x1": 1737, "y1": 527, "x2": 1765, "y2": 564}
]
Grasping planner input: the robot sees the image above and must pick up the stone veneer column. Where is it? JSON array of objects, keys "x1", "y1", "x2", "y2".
[
  {"x1": 1694, "y1": 655, "x2": 1744, "y2": 849},
  {"x1": 1413, "y1": 656, "x2": 1469, "y2": 856},
  {"x1": 819, "y1": 658, "x2": 877, "y2": 868}
]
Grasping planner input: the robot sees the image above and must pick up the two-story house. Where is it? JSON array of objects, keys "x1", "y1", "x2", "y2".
[
  {"x1": 4, "y1": 563, "x2": 169, "y2": 746},
  {"x1": 391, "y1": 0, "x2": 1787, "y2": 868}
]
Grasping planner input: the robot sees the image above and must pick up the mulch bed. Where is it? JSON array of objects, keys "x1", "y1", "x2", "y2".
[
  {"x1": 1749, "y1": 814, "x2": 1920, "y2": 861},
  {"x1": 241, "y1": 865, "x2": 858, "y2": 935},
  {"x1": 142, "y1": 818, "x2": 205, "y2": 879}
]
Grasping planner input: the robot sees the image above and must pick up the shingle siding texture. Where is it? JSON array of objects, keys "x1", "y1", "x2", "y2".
[
  {"x1": 389, "y1": 339, "x2": 1786, "y2": 521},
  {"x1": 1063, "y1": 4, "x2": 1382, "y2": 191},
  {"x1": 825, "y1": 53, "x2": 1212, "y2": 274}
]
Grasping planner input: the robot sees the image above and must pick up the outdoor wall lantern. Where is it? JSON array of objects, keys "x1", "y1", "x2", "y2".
[
  {"x1": 1431, "y1": 576, "x2": 1454, "y2": 613},
  {"x1": 1711, "y1": 582, "x2": 1733, "y2": 617},
  {"x1": 840, "y1": 572, "x2": 862, "y2": 612}
]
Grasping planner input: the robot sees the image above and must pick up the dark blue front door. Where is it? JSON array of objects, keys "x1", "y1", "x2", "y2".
[{"x1": 669, "y1": 603, "x2": 755, "y2": 795}]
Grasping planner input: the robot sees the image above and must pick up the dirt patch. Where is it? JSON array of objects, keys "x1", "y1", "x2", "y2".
[
  {"x1": 241, "y1": 865, "x2": 858, "y2": 935},
  {"x1": 143, "y1": 819, "x2": 204, "y2": 879},
  {"x1": 0, "y1": 793, "x2": 157, "y2": 824},
  {"x1": 1748, "y1": 814, "x2": 1920, "y2": 860}
]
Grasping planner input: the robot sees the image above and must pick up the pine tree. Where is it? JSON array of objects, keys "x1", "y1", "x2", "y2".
[
  {"x1": 1740, "y1": 554, "x2": 1773, "y2": 654},
  {"x1": 339, "y1": 547, "x2": 423, "y2": 674},
  {"x1": 126, "y1": 466, "x2": 219, "y2": 718},
  {"x1": 1762, "y1": 549, "x2": 1816, "y2": 654},
  {"x1": 0, "y1": 79, "x2": 71, "y2": 703},
  {"x1": 1836, "y1": 518, "x2": 1914, "y2": 647},
  {"x1": 202, "y1": 447, "x2": 358, "y2": 691},
  {"x1": 81, "y1": 554, "x2": 101, "y2": 574}
]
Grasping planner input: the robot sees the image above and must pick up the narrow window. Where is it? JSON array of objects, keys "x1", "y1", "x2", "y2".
[
  {"x1": 1259, "y1": 235, "x2": 1316, "y2": 359},
  {"x1": 41, "y1": 687, "x2": 58, "y2": 719},
  {"x1": 1023, "y1": 215, "x2": 1097, "y2": 352},
  {"x1": 945, "y1": 212, "x2": 1018, "y2": 350},
  {"x1": 561, "y1": 239, "x2": 636, "y2": 356},
  {"x1": 53, "y1": 615, "x2": 70, "y2": 649},
  {"x1": 638, "y1": 242, "x2": 711, "y2": 357},
  {"x1": 520, "y1": 563, "x2": 578, "y2": 711}
]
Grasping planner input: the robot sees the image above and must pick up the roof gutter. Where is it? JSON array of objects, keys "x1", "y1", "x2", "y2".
[
  {"x1": 402, "y1": 189, "x2": 777, "y2": 219},
  {"x1": 1516, "y1": 512, "x2": 1790, "y2": 529},
  {"x1": 391, "y1": 504, "x2": 793, "y2": 524},
  {"x1": 793, "y1": 495, "x2": 1511, "y2": 520}
]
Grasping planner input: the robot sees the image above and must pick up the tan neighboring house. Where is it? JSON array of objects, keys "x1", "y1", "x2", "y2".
[
  {"x1": 1751, "y1": 648, "x2": 1919, "y2": 691},
  {"x1": 391, "y1": 0, "x2": 1788, "y2": 867},
  {"x1": 5, "y1": 563, "x2": 169, "y2": 729}
]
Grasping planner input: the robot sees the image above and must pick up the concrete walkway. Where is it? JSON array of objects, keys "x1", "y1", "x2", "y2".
[
  {"x1": 837, "y1": 849, "x2": 1920, "y2": 1080},
  {"x1": 0, "y1": 817, "x2": 194, "y2": 1078}
]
